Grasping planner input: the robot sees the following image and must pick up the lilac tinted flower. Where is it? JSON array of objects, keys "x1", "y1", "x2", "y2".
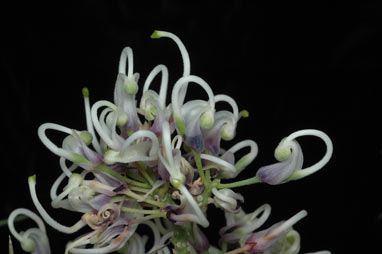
[
  {"x1": 38, "y1": 123, "x2": 102, "y2": 169},
  {"x1": 257, "y1": 129, "x2": 333, "y2": 184},
  {"x1": 182, "y1": 100, "x2": 211, "y2": 151},
  {"x1": 8, "y1": 208, "x2": 51, "y2": 254},
  {"x1": 11, "y1": 30, "x2": 334, "y2": 254},
  {"x1": 256, "y1": 139, "x2": 303, "y2": 185},
  {"x1": 204, "y1": 94, "x2": 240, "y2": 155},
  {"x1": 262, "y1": 229, "x2": 301, "y2": 254},
  {"x1": 171, "y1": 76, "x2": 215, "y2": 152},
  {"x1": 212, "y1": 188, "x2": 244, "y2": 213},
  {"x1": 201, "y1": 140, "x2": 258, "y2": 179},
  {"x1": 219, "y1": 204, "x2": 271, "y2": 244},
  {"x1": 158, "y1": 121, "x2": 209, "y2": 227},
  {"x1": 114, "y1": 47, "x2": 141, "y2": 134},
  {"x1": 245, "y1": 210, "x2": 307, "y2": 253},
  {"x1": 203, "y1": 111, "x2": 236, "y2": 155},
  {"x1": 140, "y1": 64, "x2": 170, "y2": 137},
  {"x1": 103, "y1": 130, "x2": 159, "y2": 165}
]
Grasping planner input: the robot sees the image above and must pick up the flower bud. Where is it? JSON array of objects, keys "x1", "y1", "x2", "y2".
[
  {"x1": 79, "y1": 131, "x2": 93, "y2": 145},
  {"x1": 212, "y1": 188, "x2": 244, "y2": 213},
  {"x1": 200, "y1": 110, "x2": 214, "y2": 129}
]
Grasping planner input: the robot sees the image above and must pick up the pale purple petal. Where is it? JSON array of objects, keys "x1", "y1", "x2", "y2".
[
  {"x1": 256, "y1": 141, "x2": 303, "y2": 185},
  {"x1": 190, "y1": 223, "x2": 210, "y2": 251}
]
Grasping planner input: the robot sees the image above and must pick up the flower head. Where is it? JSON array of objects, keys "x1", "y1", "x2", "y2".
[{"x1": 7, "y1": 30, "x2": 333, "y2": 254}]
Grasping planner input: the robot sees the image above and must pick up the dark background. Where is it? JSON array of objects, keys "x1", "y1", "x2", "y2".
[{"x1": 1, "y1": 1, "x2": 380, "y2": 253}]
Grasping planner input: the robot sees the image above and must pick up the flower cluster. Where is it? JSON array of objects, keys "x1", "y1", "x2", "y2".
[{"x1": 7, "y1": 31, "x2": 333, "y2": 254}]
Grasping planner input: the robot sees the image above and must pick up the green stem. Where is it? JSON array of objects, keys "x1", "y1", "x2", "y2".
[
  {"x1": 123, "y1": 189, "x2": 165, "y2": 208},
  {"x1": 94, "y1": 164, "x2": 151, "y2": 188},
  {"x1": 217, "y1": 176, "x2": 261, "y2": 189},
  {"x1": 135, "y1": 162, "x2": 154, "y2": 186},
  {"x1": 154, "y1": 217, "x2": 169, "y2": 235},
  {"x1": 201, "y1": 179, "x2": 219, "y2": 206},
  {"x1": 125, "y1": 171, "x2": 146, "y2": 183},
  {"x1": 120, "y1": 207, "x2": 162, "y2": 215},
  {"x1": 130, "y1": 186, "x2": 150, "y2": 193},
  {"x1": 130, "y1": 212, "x2": 167, "y2": 224},
  {"x1": 222, "y1": 240, "x2": 228, "y2": 253},
  {"x1": 192, "y1": 150, "x2": 209, "y2": 186},
  {"x1": 0, "y1": 215, "x2": 28, "y2": 227}
]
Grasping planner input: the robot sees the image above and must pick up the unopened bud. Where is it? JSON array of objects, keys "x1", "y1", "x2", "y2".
[
  {"x1": 124, "y1": 80, "x2": 138, "y2": 95},
  {"x1": 200, "y1": 110, "x2": 214, "y2": 129},
  {"x1": 79, "y1": 131, "x2": 93, "y2": 145}
]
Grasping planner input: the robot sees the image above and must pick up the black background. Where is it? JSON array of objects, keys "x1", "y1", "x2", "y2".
[{"x1": 1, "y1": 1, "x2": 380, "y2": 253}]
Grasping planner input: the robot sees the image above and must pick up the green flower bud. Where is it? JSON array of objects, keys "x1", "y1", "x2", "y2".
[
  {"x1": 274, "y1": 145, "x2": 291, "y2": 161},
  {"x1": 221, "y1": 124, "x2": 234, "y2": 141},
  {"x1": 117, "y1": 112, "x2": 128, "y2": 127},
  {"x1": 68, "y1": 173, "x2": 83, "y2": 188},
  {"x1": 170, "y1": 175, "x2": 185, "y2": 189},
  {"x1": 21, "y1": 238, "x2": 35, "y2": 252},
  {"x1": 124, "y1": 80, "x2": 138, "y2": 95},
  {"x1": 200, "y1": 110, "x2": 214, "y2": 129},
  {"x1": 79, "y1": 131, "x2": 93, "y2": 145}
]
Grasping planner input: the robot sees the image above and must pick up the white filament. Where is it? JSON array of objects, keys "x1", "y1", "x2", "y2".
[
  {"x1": 200, "y1": 154, "x2": 236, "y2": 173},
  {"x1": 28, "y1": 177, "x2": 86, "y2": 234},
  {"x1": 161, "y1": 121, "x2": 177, "y2": 174},
  {"x1": 90, "y1": 100, "x2": 121, "y2": 150},
  {"x1": 119, "y1": 47, "x2": 134, "y2": 78},
  {"x1": 246, "y1": 204, "x2": 272, "y2": 232},
  {"x1": 83, "y1": 93, "x2": 102, "y2": 154},
  {"x1": 143, "y1": 64, "x2": 169, "y2": 107},
  {"x1": 120, "y1": 130, "x2": 159, "y2": 158},
  {"x1": 155, "y1": 31, "x2": 190, "y2": 106},
  {"x1": 50, "y1": 172, "x2": 67, "y2": 200},
  {"x1": 215, "y1": 94, "x2": 239, "y2": 120},
  {"x1": 267, "y1": 210, "x2": 307, "y2": 238},
  {"x1": 38, "y1": 123, "x2": 75, "y2": 159},
  {"x1": 59, "y1": 157, "x2": 77, "y2": 177}
]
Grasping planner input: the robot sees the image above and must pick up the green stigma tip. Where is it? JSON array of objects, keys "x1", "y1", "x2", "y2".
[
  {"x1": 82, "y1": 87, "x2": 89, "y2": 97},
  {"x1": 150, "y1": 30, "x2": 162, "y2": 39},
  {"x1": 240, "y1": 110, "x2": 249, "y2": 118},
  {"x1": 29, "y1": 175, "x2": 36, "y2": 183}
]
